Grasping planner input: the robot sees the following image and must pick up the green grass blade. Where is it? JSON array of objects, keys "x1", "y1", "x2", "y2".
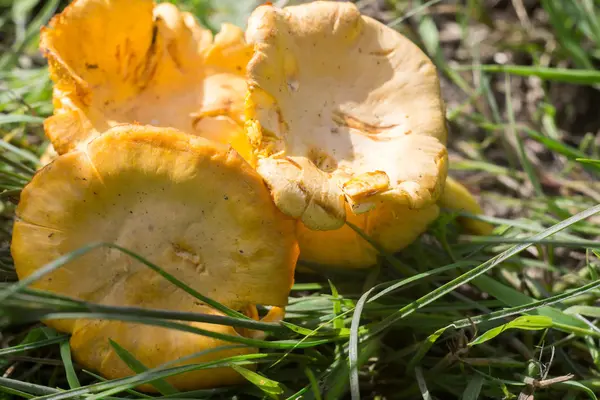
[
  {"x1": 0, "y1": 114, "x2": 45, "y2": 125},
  {"x1": 0, "y1": 139, "x2": 40, "y2": 165},
  {"x1": 59, "y1": 341, "x2": 81, "y2": 389},
  {"x1": 0, "y1": 336, "x2": 67, "y2": 356},
  {"x1": 368, "y1": 204, "x2": 600, "y2": 338},
  {"x1": 556, "y1": 381, "x2": 599, "y2": 400},
  {"x1": 349, "y1": 285, "x2": 376, "y2": 400},
  {"x1": 563, "y1": 305, "x2": 600, "y2": 318},
  {"x1": 0, "y1": 377, "x2": 60, "y2": 397},
  {"x1": 304, "y1": 368, "x2": 323, "y2": 400},
  {"x1": 522, "y1": 128, "x2": 600, "y2": 174},
  {"x1": 467, "y1": 275, "x2": 596, "y2": 332},
  {"x1": 230, "y1": 365, "x2": 285, "y2": 399},
  {"x1": 4, "y1": 292, "x2": 286, "y2": 334},
  {"x1": 0, "y1": 241, "x2": 249, "y2": 320},
  {"x1": 505, "y1": 75, "x2": 543, "y2": 196},
  {"x1": 34, "y1": 312, "x2": 337, "y2": 349},
  {"x1": 0, "y1": 385, "x2": 34, "y2": 399},
  {"x1": 454, "y1": 65, "x2": 600, "y2": 84},
  {"x1": 109, "y1": 340, "x2": 177, "y2": 395},
  {"x1": 461, "y1": 375, "x2": 484, "y2": 400},
  {"x1": 34, "y1": 353, "x2": 295, "y2": 400},
  {"x1": 468, "y1": 316, "x2": 552, "y2": 347}
]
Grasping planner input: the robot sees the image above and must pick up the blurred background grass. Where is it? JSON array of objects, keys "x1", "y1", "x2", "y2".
[{"x1": 0, "y1": 0, "x2": 599, "y2": 399}]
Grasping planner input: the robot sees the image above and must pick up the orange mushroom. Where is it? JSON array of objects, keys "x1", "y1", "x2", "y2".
[
  {"x1": 244, "y1": 1, "x2": 491, "y2": 268},
  {"x1": 11, "y1": 125, "x2": 298, "y2": 390},
  {"x1": 41, "y1": 0, "x2": 254, "y2": 161}
]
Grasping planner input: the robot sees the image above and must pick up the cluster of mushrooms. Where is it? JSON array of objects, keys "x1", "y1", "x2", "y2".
[{"x1": 11, "y1": 0, "x2": 492, "y2": 391}]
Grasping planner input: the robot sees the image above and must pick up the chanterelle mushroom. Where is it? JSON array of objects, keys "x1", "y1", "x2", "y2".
[
  {"x1": 41, "y1": 0, "x2": 254, "y2": 161},
  {"x1": 245, "y1": 1, "x2": 448, "y2": 231},
  {"x1": 11, "y1": 125, "x2": 298, "y2": 390},
  {"x1": 242, "y1": 1, "x2": 450, "y2": 267},
  {"x1": 244, "y1": 1, "x2": 493, "y2": 268}
]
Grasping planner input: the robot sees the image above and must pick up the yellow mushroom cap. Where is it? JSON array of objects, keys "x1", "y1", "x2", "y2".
[
  {"x1": 298, "y1": 202, "x2": 439, "y2": 269},
  {"x1": 41, "y1": 0, "x2": 254, "y2": 161},
  {"x1": 245, "y1": 1, "x2": 448, "y2": 231},
  {"x1": 11, "y1": 125, "x2": 298, "y2": 390}
]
